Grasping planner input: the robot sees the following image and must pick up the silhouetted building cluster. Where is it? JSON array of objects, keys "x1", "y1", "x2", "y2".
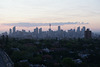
[{"x1": 4, "y1": 25, "x2": 93, "y2": 39}]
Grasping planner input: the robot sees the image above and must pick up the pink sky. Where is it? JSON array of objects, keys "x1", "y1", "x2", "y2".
[{"x1": 0, "y1": 0, "x2": 100, "y2": 33}]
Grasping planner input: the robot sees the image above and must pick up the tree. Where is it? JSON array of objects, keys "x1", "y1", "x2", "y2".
[
  {"x1": 62, "y1": 58, "x2": 76, "y2": 67},
  {"x1": 29, "y1": 56, "x2": 42, "y2": 64},
  {"x1": 15, "y1": 62, "x2": 29, "y2": 67}
]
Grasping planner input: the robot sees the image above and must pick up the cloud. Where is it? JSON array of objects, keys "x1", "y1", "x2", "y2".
[{"x1": 3, "y1": 22, "x2": 89, "y2": 27}]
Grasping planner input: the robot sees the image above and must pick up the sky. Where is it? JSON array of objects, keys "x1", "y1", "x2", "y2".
[{"x1": 0, "y1": 0, "x2": 100, "y2": 33}]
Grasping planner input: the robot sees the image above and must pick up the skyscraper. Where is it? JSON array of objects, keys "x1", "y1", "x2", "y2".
[
  {"x1": 9, "y1": 28, "x2": 12, "y2": 34},
  {"x1": 77, "y1": 26, "x2": 80, "y2": 32},
  {"x1": 81, "y1": 26, "x2": 86, "y2": 32},
  {"x1": 39, "y1": 28, "x2": 42, "y2": 34},
  {"x1": 34, "y1": 27, "x2": 38, "y2": 34},
  {"x1": 85, "y1": 29, "x2": 92, "y2": 39},
  {"x1": 13, "y1": 26, "x2": 16, "y2": 33},
  {"x1": 49, "y1": 24, "x2": 51, "y2": 31},
  {"x1": 58, "y1": 26, "x2": 61, "y2": 31}
]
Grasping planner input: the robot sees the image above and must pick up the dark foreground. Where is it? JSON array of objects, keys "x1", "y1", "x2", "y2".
[{"x1": 1, "y1": 38, "x2": 100, "y2": 67}]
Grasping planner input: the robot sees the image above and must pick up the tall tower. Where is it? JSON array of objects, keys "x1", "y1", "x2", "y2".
[
  {"x1": 49, "y1": 24, "x2": 51, "y2": 31},
  {"x1": 39, "y1": 28, "x2": 42, "y2": 34},
  {"x1": 81, "y1": 26, "x2": 86, "y2": 32},
  {"x1": 49, "y1": 24, "x2": 51, "y2": 29},
  {"x1": 77, "y1": 26, "x2": 80, "y2": 32},
  {"x1": 85, "y1": 29, "x2": 92, "y2": 39},
  {"x1": 9, "y1": 28, "x2": 12, "y2": 34},
  {"x1": 13, "y1": 26, "x2": 16, "y2": 33},
  {"x1": 58, "y1": 26, "x2": 61, "y2": 31},
  {"x1": 34, "y1": 27, "x2": 38, "y2": 34}
]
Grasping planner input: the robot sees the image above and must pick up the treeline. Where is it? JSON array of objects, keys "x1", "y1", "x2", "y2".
[{"x1": 0, "y1": 37, "x2": 100, "y2": 67}]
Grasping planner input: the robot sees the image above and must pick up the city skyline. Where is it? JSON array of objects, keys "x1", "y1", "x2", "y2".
[
  {"x1": 0, "y1": 24, "x2": 98, "y2": 34},
  {"x1": 6, "y1": 26, "x2": 88, "y2": 39},
  {"x1": 0, "y1": 23, "x2": 99, "y2": 34},
  {"x1": 0, "y1": 0, "x2": 100, "y2": 33},
  {"x1": 2, "y1": 25, "x2": 96, "y2": 39}
]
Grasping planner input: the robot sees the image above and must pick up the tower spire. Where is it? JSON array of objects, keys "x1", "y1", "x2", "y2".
[{"x1": 49, "y1": 24, "x2": 51, "y2": 30}]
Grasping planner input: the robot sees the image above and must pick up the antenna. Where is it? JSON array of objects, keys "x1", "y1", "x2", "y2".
[{"x1": 49, "y1": 24, "x2": 51, "y2": 30}]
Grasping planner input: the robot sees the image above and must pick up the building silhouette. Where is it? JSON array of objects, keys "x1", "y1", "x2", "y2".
[
  {"x1": 7, "y1": 26, "x2": 93, "y2": 39},
  {"x1": 58, "y1": 26, "x2": 61, "y2": 31},
  {"x1": 9, "y1": 28, "x2": 12, "y2": 34},
  {"x1": 13, "y1": 26, "x2": 16, "y2": 33},
  {"x1": 85, "y1": 29, "x2": 92, "y2": 39},
  {"x1": 77, "y1": 26, "x2": 80, "y2": 32}
]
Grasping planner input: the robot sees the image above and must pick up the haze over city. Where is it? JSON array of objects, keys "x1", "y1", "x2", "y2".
[{"x1": 0, "y1": 0, "x2": 100, "y2": 33}]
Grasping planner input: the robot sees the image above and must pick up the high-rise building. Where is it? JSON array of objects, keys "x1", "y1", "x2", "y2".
[
  {"x1": 9, "y1": 28, "x2": 12, "y2": 34},
  {"x1": 22, "y1": 29, "x2": 26, "y2": 33},
  {"x1": 34, "y1": 27, "x2": 38, "y2": 34},
  {"x1": 13, "y1": 26, "x2": 16, "y2": 33},
  {"x1": 49, "y1": 24, "x2": 51, "y2": 29},
  {"x1": 39, "y1": 28, "x2": 42, "y2": 34},
  {"x1": 49, "y1": 24, "x2": 52, "y2": 32},
  {"x1": 77, "y1": 26, "x2": 80, "y2": 32},
  {"x1": 73, "y1": 29, "x2": 75, "y2": 32},
  {"x1": 81, "y1": 26, "x2": 86, "y2": 32},
  {"x1": 85, "y1": 29, "x2": 92, "y2": 39},
  {"x1": 58, "y1": 26, "x2": 61, "y2": 31}
]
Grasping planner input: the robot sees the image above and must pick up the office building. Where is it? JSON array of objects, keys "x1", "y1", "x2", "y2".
[
  {"x1": 13, "y1": 26, "x2": 16, "y2": 33},
  {"x1": 85, "y1": 29, "x2": 92, "y2": 39}
]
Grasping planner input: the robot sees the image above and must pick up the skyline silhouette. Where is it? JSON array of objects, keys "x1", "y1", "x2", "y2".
[{"x1": 1, "y1": 25, "x2": 99, "y2": 39}]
